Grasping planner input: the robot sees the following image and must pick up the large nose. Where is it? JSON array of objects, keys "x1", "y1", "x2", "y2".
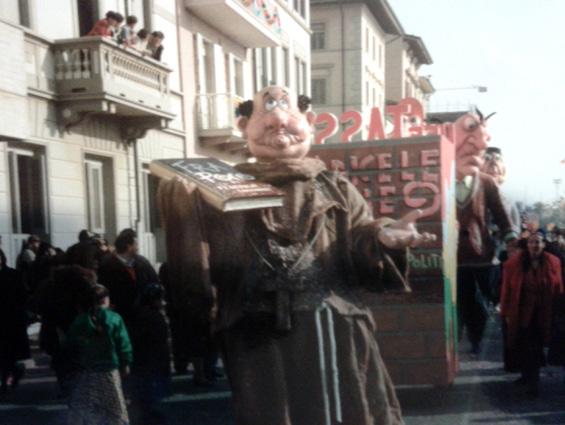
[
  {"x1": 472, "y1": 125, "x2": 490, "y2": 151},
  {"x1": 265, "y1": 108, "x2": 288, "y2": 131}
]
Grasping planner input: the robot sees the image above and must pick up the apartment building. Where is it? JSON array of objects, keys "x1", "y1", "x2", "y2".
[
  {"x1": 385, "y1": 33, "x2": 433, "y2": 110},
  {"x1": 179, "y1": 0, "x2": 312, "y2": 159},
  {"x1": 0, "y1": 0, "x2": 186, "y2": 266},
  {"x1": 310, "y1": 0, "x2": 433, "y2": 140}
]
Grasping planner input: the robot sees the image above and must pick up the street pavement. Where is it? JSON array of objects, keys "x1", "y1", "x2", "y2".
[{"x1": 2, "y1": 317, "x2": 565, "y2": 425}]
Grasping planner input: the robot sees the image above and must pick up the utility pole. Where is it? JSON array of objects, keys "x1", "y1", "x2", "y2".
[{"x1": 554, "y1": 178, "x2": 562, "y2": 201}]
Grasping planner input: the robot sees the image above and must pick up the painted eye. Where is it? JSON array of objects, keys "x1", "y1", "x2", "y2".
[
  {"x1": 265, "y1": 98, "x2": 277, "y2": 111},
  {"x1": 278, "y1": 98, "x2": 289, "y2": 110},
  {"x1": 464, "y1": 117, "x2": 479, "y2": 131},
  {"x1": 484, "y1": 153, "x2": 492, "y2": 161}
]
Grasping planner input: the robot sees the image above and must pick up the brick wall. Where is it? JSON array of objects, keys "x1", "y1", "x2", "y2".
[{"x1": 311, "y1": 134, "x2": 458, "y2": 386}]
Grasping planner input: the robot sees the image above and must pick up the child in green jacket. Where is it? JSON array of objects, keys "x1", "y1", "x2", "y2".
[{"x1": 66, "y1": 284, "x2": 132, "y2": 425}]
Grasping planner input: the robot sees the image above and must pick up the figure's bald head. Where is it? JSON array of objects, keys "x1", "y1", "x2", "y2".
[{"x1": 237, "y1": 86, "x2": 316, "y2": 161}]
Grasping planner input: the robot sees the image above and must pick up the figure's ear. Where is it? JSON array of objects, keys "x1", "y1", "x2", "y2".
[
  {"x1": 237, "y1": 117, "x2": 249, "y2": 134},
  {"x1": 306, "y1": 111, "x2": 317, "y2": 127}
]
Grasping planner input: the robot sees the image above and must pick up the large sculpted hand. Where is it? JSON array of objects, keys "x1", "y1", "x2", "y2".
[{"x1": 377, "y1": 209, "x2": 437, "y2": 249}]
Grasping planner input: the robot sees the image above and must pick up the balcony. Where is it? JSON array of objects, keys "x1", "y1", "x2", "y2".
[
  {"x1": 39, "y1": 36, "x2": 175, "y2": 135},
  {"x1": 185, "y1": 0, "x2": 282, "y2": 47},
  {"x1": 196, "y1": 93, "x2": 247, "y2": 152}
]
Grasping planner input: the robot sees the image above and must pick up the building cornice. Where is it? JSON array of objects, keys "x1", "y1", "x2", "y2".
[
  {"x1": 310, "y1": 0, "x2": 404, "y2": 35},
  {"x1": 404, "y1": 34, "x2": 433, "y2": 65}
]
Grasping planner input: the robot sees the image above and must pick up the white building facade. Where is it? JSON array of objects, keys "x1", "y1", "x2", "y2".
[
  {"x1": 309, "y1": 0, "x2": 433, "y2": 141},
  {"x1": 385, "y1": 34, "x2": 433, "y2": 111},
  {"x1": 0, "y1": 0, "x2": 186, "y2": 266},
  {"x1": 178, "y1": 0, "x2": 312, "y2": 159}
]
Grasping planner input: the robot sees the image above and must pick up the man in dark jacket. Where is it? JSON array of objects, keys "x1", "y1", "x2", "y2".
[
  {"x1": 98, "y1": 229, "x2": 158, "y2": 325},
  {"x1": 0, "y1": 249, "x2": 30, "y2": 392}
]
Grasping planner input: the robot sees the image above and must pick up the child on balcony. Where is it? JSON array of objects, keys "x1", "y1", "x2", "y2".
[
  {"x1": 87, "y1": 11, "x2": 124, "y2": 39},
  {"x1": 118, "y1": 15, "x2": 138, "y2": 48}
]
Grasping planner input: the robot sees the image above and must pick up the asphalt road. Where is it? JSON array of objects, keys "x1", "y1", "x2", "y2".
[{"x1": 2, "y1": 317, "x2": 565, "y2": 425}]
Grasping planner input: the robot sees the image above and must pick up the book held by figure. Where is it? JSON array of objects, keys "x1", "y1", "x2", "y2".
[{"x1": 149, "y1": 158, "x2": 284, "y2": 212}]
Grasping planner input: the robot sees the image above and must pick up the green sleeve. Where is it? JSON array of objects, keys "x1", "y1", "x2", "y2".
[{"x1": 113, "y1": 315, "x2": 133, "y2": 366}]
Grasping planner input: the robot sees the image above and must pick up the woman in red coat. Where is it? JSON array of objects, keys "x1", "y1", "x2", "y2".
[{"x1": 500, "y1": 231, "x2": 563, "y2": 396}]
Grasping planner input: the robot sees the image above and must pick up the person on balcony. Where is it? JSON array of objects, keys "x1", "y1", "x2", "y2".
[
  {"x1": 87, "y1": 11, "x2": 124, "y2": 39},
  {"x1": 133, "y1": 29, "x2": 149, "y2": 53},
  {"x1": 118, "y1": 15, "x2": 138, "y2": 48},
  {"x1": 146, "y1": 31, "x2": 165, "y2": 61}
]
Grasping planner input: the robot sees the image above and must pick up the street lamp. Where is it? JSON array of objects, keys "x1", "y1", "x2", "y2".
[
  {"x1": 429, "y1": 85, "x2": 488, "y2": 113},
  {"x1": 434, "y1": 85, "x2": 488, "y2": 93}
]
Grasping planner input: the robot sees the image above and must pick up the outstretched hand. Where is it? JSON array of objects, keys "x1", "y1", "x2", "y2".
[{"x1": 377, "y1": 209, "x2": 437, "y2": 249}]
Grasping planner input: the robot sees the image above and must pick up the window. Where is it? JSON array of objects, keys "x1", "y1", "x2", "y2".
[
  {"x1": 281, "y1": 47, "x2": 290, "y2": 87},
  {"x1": 311, "y1": 78, "x2": 327, "y2": 104},
  {"x1": 372, "y1": 36, "x2": 376, "y2": 62},
  {"x1": 295, "y1": 0, "x2": 306, "y2": 18},
  {"x1": 85, "y1": 160, "x2": 105, "y2": 235},
  {"x1": 295, "y1": 57, "x2": 307, "y2": 94},
  {"x1": 379, "y1": 44, "x2": 383, "y2": 68},
  {"x1": 366, "y1": 81, "x2": 370, "y2": 105},
  {"x1": 142, "y1": 167, "x2": 161, "y2": 235},
  {"x1": 270, "y1": 47, "x2": 278, "y2": 85},
  {"x1": 8, "y1": 146, "x2": 47, "y2": 236},
  {"x1": 405, "y1": 81, "x2": 411, "y2": 97},
  {"x1": 311, "y1": 23, "x2": 325, "y2": 50},
  {"x1": 84, "y1": 155, "x2": 115, "y2": 238},
  {"x1": 253, "y1": 49, "x2": 270, "y2": 91},
  {"x1": 365, "y1": 28, "x2": 369, "y2": 53},
  {"x1": 233, "y1": 58, "x2": 244, "y2": 97},
  {"x1": 77, "y1": 0, "x2": 98, "y2": 36},
  {"x1": 372, "y1": 87, "x2": 376, "y2": 106}
]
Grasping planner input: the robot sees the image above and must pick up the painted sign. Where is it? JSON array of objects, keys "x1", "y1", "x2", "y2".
[
  {"x1": 314, "y1": 97, "x2": 456, "y2": 145},
  {"x1": 241, "y1": 0, "x2": 282, "y2": 34},
  {"x1": 310, "y1": 134, "x2": 456, "y2": 302}
]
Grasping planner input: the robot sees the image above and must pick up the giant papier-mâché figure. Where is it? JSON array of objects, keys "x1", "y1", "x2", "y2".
[
  {"x1": 157, "y1": 86, "x2": 436, "y2": 425},
  {"x1": 453, "y1": 110, "x2": 517, "y2": 354}
]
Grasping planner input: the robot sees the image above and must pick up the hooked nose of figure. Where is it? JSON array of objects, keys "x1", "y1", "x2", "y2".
[
  {"x1": 266, "y1": 108, "x2": 289, "y2": 132},
  {"x1": 472, "y1": 126, "x2": 490, "y2": 152}
]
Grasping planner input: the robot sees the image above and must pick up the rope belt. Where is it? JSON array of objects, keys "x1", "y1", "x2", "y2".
[{"x1": 315, "y1": 302, "x2": 342, "y2": 424}]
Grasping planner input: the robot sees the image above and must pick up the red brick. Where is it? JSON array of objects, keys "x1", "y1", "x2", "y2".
[
  {"x1": 372, "y1": 308, "x2": 402, "y2": 332},
  {"x1": 386, "y1": 360, "x2": 450, "y2": 386},
  {"x1": 426, "y1": 332, "x2": 447, "y2": 358},
  {"x1": 377, "y1": 333, "x2": 427, "y2": 360},
  {"x1": 401, "y1": 305, "x2": 445, "y2": 332}
]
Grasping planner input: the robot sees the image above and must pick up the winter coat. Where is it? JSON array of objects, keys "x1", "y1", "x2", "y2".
[
  {"x1": 500, "y1": 251, "x2": 563, "y2": 349},
  {"x1": 0, "y1": 266, "x2": 30, "y2": 362}
]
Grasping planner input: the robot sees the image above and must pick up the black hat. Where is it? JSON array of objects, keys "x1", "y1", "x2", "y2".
[{"x1": 486, "y1": 147, "x2": 502, "y2": 155}]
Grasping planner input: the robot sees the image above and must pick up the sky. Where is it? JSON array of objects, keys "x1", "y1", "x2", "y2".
[{"x1": 387, "y1": 0, "x2": 565, "y2": 204}]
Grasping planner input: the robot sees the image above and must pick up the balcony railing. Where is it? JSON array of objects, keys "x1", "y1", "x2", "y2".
[
  {"x1": 185, "y1": 0, "x2": 282, "y2": 47},
  {"x1": 51, "y1": 37, "x2": 173, "y2": 125}
]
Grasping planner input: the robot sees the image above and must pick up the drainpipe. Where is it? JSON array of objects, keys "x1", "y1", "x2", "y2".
[
  {"x1": 175, "y1": 0, "x2": 188, "y2": 158},
  {"x1": 340, "y1": 4, "x2": 345, "y2": 114},
  {"x1": 126, "y1": 138, "x2": 142, "y2": 235}
]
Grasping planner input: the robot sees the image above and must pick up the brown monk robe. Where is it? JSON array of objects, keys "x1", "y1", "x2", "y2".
[{"x1": 156, "y1": 86, "x2": 435, "y2": 425}]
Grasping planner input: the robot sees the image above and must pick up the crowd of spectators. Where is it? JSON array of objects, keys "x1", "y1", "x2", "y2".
[
  {"x1": 86, "y1": 10, "x2": 165, "y2": 62},
  {"x1": 0, "y1": 228, "x2": 220, "y2": 425}
]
